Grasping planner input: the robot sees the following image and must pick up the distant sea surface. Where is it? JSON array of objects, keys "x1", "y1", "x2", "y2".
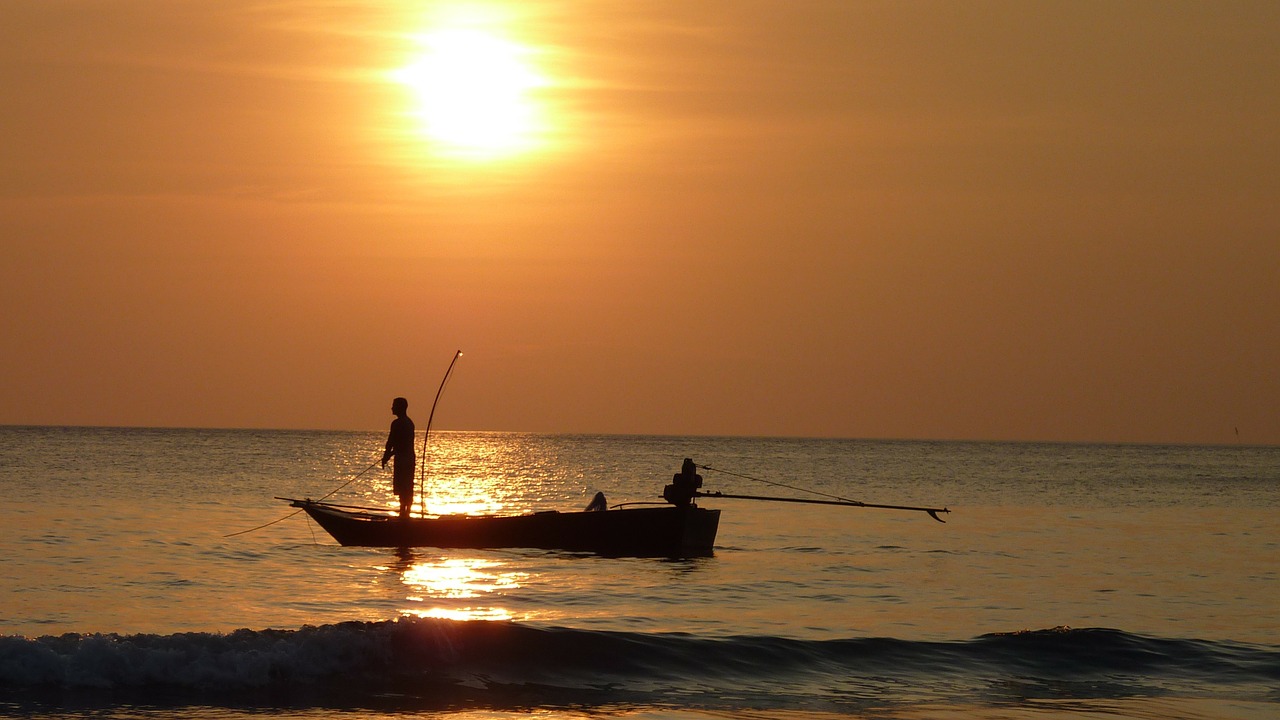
[{"x1": 1, "y1": 427, "x2": 1277, "y2": 719}]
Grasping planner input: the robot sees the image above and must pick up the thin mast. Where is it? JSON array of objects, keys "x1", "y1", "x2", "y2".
[{"x1": 417, "y1": 350, "x2": 463, "y2": 517}]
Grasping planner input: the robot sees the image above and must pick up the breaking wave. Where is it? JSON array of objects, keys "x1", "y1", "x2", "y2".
[{"x1": 2, "y1": 620, "x2": 1277, "y2": 711}]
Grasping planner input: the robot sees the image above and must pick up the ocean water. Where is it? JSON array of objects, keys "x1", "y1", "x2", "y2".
[{"x1": 0, "y1": 426, "x2": 1277, "y2": 719}]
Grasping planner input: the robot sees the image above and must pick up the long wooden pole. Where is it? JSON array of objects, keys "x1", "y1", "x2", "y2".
[{"x1": 694, "y1": 491, "x2": 950, "y2": 523}]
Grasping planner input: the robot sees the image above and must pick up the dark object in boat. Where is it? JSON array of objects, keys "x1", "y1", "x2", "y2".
[
  {"x1": 282, "y1": 497, "x2": 720, "y2": 558},
  {"x1": 663, "y1": 457, "x2": 703, "y2": 506}
]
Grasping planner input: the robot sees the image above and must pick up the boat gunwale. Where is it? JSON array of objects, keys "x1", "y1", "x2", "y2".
[{"x1": 283, "y1": 498, "x2": 608, "y2": 522}]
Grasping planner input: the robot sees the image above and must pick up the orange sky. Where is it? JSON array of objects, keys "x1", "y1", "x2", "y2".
[{"x1": 2, "y1": 1, "x2": 1277, "y2": 444}]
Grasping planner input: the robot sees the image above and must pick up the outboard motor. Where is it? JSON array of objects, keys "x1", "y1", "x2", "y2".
[{"x1": 663, "y1": 458, "x2": 703, "y2": 507}]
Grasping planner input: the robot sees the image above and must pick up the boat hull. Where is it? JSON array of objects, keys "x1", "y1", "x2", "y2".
[{"x1": 289, "y1": 500, "x2": 720, "y2": 557}]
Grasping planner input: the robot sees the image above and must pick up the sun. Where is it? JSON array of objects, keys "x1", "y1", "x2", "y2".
[{"x1": 394, "y1": 27, "x2": 547, "y2": 160}]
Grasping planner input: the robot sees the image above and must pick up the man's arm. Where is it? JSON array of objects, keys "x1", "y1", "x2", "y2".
[{"x1": 381, "y1": 423, "x2": 395, "y2": 467}]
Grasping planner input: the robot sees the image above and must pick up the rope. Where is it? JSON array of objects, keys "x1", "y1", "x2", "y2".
[
  {"x1": 222, "y1": 458, "x2": 381, "y2": 538},
  {"x1": 222, "y1": 508, "x2": 303, "y2": 538},
  {"x1": 699, "y1": 464, "x2": 860, "y2": 504}
]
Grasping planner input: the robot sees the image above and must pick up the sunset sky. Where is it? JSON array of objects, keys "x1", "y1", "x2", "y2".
[{"x1": 2, "y1": 1, "x2": 1277, "y2": 444}]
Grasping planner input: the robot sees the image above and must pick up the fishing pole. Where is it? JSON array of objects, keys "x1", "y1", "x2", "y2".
[
  {"x1": 417, "y1": 349, "x2": 463, "y2": 517},
  {"x1": 698, "y1": 464, "x2": 950, "y2": 523}
]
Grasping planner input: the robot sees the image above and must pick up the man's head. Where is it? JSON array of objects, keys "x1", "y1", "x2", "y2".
[{"x1": 392, "y1": 397, "x2": 408, "y2": 415}]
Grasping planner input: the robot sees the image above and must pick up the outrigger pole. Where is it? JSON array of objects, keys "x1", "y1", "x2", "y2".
[
  {"x1": 417, "y1": 349, "x2": 463, "y2": 518},
  {"x1": 693, "y1": 491, "x2": 950, "y2": 523}
]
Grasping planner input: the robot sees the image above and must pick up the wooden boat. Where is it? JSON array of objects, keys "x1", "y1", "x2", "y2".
[
  {"x1": 283, "y1": 498, "x2": 721, "y2": 558},
  {"x1": 279, "y1": 456, "x2": 725, "y2": 557},
  {"x1": 278, "y1": 456, "x2": 947, "y2": 557}
]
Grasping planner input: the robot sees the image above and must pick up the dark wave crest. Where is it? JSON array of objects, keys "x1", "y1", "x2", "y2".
[{"x1": 2, "y1": 621, "x2": 1277, "y2": 711}]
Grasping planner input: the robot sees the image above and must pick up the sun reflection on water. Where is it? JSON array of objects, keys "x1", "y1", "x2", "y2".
[
  {"x1": 392, "y1": 552, "x2": 531, "y2": 623},
  {"x1": 341, "y1": 432, "x2": 642, "y2": 625},
  {"x1": 414, "y1": 432, "x2": 582, "y2": 516}
]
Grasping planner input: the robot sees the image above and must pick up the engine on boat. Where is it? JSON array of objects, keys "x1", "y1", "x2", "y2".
[{"x1": 663, "y1": 458, "x2": 703, "y2": 507}]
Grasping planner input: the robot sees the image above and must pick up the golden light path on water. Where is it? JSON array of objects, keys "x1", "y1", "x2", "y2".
[
  {"x1": 340, "y1": 433, "x2": 544, "y2": 517},
  {"x1": 394, "y1": 556, "x2": 527, "y2": 622},
  {"x1": 356, "y1": 433, "x2": 574, "y2": 623},
  {"x1": 389, "y1": 4, "x2": 552, "y2": 161}
]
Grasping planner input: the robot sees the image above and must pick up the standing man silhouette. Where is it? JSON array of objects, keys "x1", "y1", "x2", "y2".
[{"x1": 381, "y1": 397, "x2": 416, "y2": 518}]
